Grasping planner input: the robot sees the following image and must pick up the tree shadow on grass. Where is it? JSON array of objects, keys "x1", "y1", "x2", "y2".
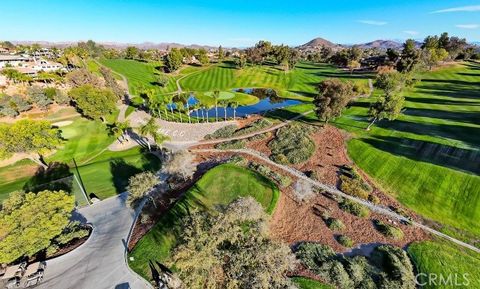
[
  {"x1": 23, "y1": 162, "x2": 73, "y2": 193},
  {"x1": 415, "y1": 85, "x2": 480, "y2": 100},
  {"x1": 403, "y1": 107, "x2": 480, "y2": 125},
  {"x1": 314, "y1": 70, "x2": 373, "y2": 80},
  {"x1": 421, "y1": 78, "x2": 480, "y2": 87},
  {"x1": 361, "y1": 135, "x2": 480, "y2": 175},
  {"x1": 404, "y1": 96, "x2": 480, "y2": 106},
  {"x1": 374, "y1": 119, "x2": 480, "y2": 149},
  {"x1": 109, "y1": 153, "x2": 161, "y2": 195}
]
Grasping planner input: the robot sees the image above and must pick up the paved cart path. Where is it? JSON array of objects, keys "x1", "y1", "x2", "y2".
[{"x1": 37, "y1": 193, "x2": 152, "y2": 289}]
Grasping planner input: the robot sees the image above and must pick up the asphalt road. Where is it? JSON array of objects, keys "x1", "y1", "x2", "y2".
[{"x1": 37, "y1": 193, "x2": 152, "y2": 289}]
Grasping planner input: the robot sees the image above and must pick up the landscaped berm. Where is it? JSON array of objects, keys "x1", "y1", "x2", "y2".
[{"x1": 128, "y1": 163, "x2": 280, "y2": 279}]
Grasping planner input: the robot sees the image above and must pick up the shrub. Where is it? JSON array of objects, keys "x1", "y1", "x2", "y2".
[
  {"x1": 46, "y1": 244, "x2": 59, "y2": 257},
  {"x1": 269, "y1": 123, "x2": 316, "y2": 164},
  {"x1": 337, "y1": 235, "x2": 354, "y2": 247},
  {"x1": 373, "y1": 220, "x2": 404, "y2": 240},
  {"x1": 340, "y1": 175, "x2": 369, "y2": 199},
  {"x1": 327, "y1": 218, "x2": 345, "y2": 231},
  {"x1": 248, "y1": 161, "x2": 292, "y2": 188},
  {"x1": 295, "y1": 242, "x2": 416, "y2": 289},
  {"x1": 54, "y1": 221, "x2": 90, "y2": 245},
  {"x1": 54, "y1": 89, "x2": 70, "y2": 105},
  {"x1": 28, "y1": 85, "x2": 52, "y2": 110},
  {"x1": 0, "y1": 95, "x2": 32, "y2": 117},
  {"x1": 215, "y1": 139, "x2": 246, "y2": 150},
  {"x1": 339, "y1": 199, "x2": 370, "y2": 217},
  {"x1": 248, "y1": 131, "x2": 272, "y2": 142},
  {"x1": 277, "y1": 174, "x2": 293, "y2": 188},
  {"x1": 368, "y1": 194, "x2": 380, "y2": 205},
  {"x1": 306, "y1": 170, "x2": 319, "y2": 181},
  {"x1": 233, "y1": 118, "x2": 272, "y2": 136},
  {"x1": 390, "y1": 206, "x2": 410, "y2": 219},
  {"x1": 229, "y1": 155, "x2": 248, "y2": 166},
  {"x1": 205, "y1": 124, "x2": 238, "y2": 139}
]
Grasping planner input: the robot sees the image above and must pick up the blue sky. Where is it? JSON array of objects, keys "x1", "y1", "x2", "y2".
[{"x1": 1, "y1": 0, "x2": 479, "y2": 46}]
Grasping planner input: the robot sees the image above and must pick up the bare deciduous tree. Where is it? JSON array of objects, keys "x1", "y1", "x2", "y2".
[{"x1": 163, "y1": 150, "x2": 197, "y2": 182}]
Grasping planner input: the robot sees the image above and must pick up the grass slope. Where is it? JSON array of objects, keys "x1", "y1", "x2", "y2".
[
  {"x1": 408, "y1": 240, "x2": 480, "y2": 289},
  {"x1": 334, "y1": 62, "x2": 480, "y2": 237},
  {"x1": 99, "y1": 58, "x2": 178, "y2": 96},
  {"x1": 128, "y1": 163, "x2": 280, "y2": 279},
  {"x1": 0, "y1": 116, "x2": 158, "y2": 201},
  {"x1": 180, "y1": 61, "x2": 370, "y2": 100}
]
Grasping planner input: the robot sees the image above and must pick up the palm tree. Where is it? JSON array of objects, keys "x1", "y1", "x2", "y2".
[
  {"x1": 176, "y1": 101, "x2": 184, "y2": 123},
  {"x1": 117, "y1": 121, "x2": 131, "y2": 142},
  {"x1": 213, "y1": 90, "x2": 220, "y2": 122},
  {"x1": 200, "y1": 105, "x2": 205, "y2": 122},
  {"x1": 138, "y1": 118, "x2": 169, "y2": 151},
  {"x1": 231, "y1": 101, "x2": 239, "y2": 120},
  {"x1": 220, "y1": 100, "x2": 228, "y2": 121},
  {"x1": 166, "y1": 95, "x2": 174, "y2": 120},
  {"x1": 109, "y1": 121, "x2": 131, "y2": 144}
]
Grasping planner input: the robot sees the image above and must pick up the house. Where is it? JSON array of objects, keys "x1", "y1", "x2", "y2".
[
  {"x1": 0, "y1": 55, "x2": 31, "y2": 68},
  {"x1": 31, "y1": 59, "x2": 64, "y2": 72}
]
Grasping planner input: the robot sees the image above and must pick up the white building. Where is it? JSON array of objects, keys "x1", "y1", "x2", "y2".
[
  {"x1": 31, "y1": 59, "x2": 64, "y2": 72},
  {"x1": 0, "y1": 55, "x2": 31, "y2": 68}
]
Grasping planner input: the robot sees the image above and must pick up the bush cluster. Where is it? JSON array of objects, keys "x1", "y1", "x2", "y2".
[
  {"x1": 205, "y1": 119, "x2": 273, "y2": 140},
  {"x1": 339, "y1": 199, "x2": 370, "y2": 218},
  {"x1": 339, "y1": 166, "x2": 373, "y2": 201},
  {"x1": 0, "y1": 94, "x2": 32, "y2": 117},
  {"x1": 295, "y1": 242, "x2": 416, "y2": 289},
  {"x1": 204, "y1": 124, "x2": 238, "y2": 139},
  {"x1": 327, "y1": 218, "x2": 346, "y2": 231},
  {"x1": 247, "y1": 131, "x2": 272, "y2": 142},
  {"x1": 373, "y1": 220, "x2": 404, "y2": 240},
  {"x1": 337, "y1": 235, "x2": 354, "y2": 247},
  {"x1": 45, "y1": 221, "x2": 90, "y2": 257},
  {"x1": 233, "y1": 118, "x2": 272, "y2": 136},
  {"x1": 215, "y1": 139, "x2": 246, "y2": 150},
  {"x1": 269, "y1": 123, "x2": 316, "y2": 164},
  {"x1": 248, "y1": 161, "x2": 292, "y2": 188}
]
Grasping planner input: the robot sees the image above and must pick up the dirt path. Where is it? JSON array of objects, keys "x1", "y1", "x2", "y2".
[{"x1": 191, "y1": 148, "x2": 480, "y2": 254}]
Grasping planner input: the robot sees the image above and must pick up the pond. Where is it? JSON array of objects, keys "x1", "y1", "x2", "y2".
[{"x1": 188, "y1": 88, "x2": 302, "y2": 118}]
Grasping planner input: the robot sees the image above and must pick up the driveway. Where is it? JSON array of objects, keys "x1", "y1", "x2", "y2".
[{"x1": 37, "y1": 193, "x2": 152, "y2": 289}]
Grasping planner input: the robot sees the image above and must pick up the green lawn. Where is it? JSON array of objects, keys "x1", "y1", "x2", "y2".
[
  {"x1": 180, "y1": 61, "x2": 370, "y2": 101},
  {"x1": 0, "y1": 115, "x2": 158, "y2": 202},
  {"x1": 333, "y1": 62, "x2": 480, "y2": 237},
  {"x1": 75, "y1": 147, "x2": 161, "y2": 199},
  {"x1": 408, "y1": 240, "x2": 480, "y2": 289},
  {"x1": 291, "y1": 277, "x2": 334, "y2": 289},
  {"x1": 128, "y1": 163, "x2": 280, "y2": 280},
  {"x1": 99, "y1": 58, "x2": 178, "y2": 96}
]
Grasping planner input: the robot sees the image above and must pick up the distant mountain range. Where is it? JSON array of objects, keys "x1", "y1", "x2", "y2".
[
  {"x1": 297, "y1": 37, "x2": 342, "y2": 50},
  {"x1": 10, "y1": 41, "x2": 217, "y2": 50},
  {"x1": 9, "y1": 38, "x2": 479, "y2": 51},
  {"x1": 297, "y1": 37, "x2": 404, "y2": 50},
  {"x1": 355, "y1": 40, "x2": 403, "y2": 50}
]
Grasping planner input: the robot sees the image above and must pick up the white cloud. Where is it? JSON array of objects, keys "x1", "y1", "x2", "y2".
[
  {"x1": 358, "y1": 20, "x2": 388, "y2": 26},
  {"x1": 456, "y1": 24, "x2": 479, "y2": 29},
  {"x1": 403, "y1": 30, "x2": 419, "y2": 35},
  {"x1": 431, "y1": 5, "x2": 480, "y2": 13}
]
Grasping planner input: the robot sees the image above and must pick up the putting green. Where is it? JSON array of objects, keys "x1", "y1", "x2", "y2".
[{"x1": 204, "y1": 91, "x2": 235, "y2": 99}]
